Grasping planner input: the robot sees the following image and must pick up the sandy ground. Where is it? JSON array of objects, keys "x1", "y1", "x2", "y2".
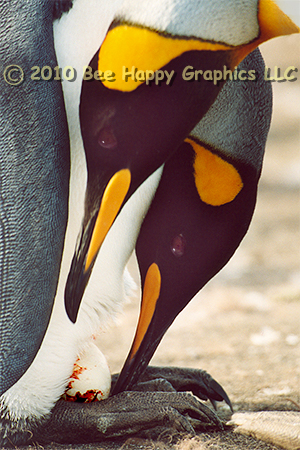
[{"x1": 7, "y1": 36, "x2": 300, "y2": 450}]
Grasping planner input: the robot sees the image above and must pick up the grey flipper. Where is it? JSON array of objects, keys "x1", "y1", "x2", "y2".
[{"x1": 0, "y1": 1, "x2": 69, "y2": 395}]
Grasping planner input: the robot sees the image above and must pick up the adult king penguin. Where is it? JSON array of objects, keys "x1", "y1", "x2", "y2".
[
  {"x1": 112, "y1": 47, "x2": 272, "y2": 396},
  {"x1": 0, "y1": 0, "x2": 70, "y2": 413},
  {"x1": 0, "y1": 0, "x2": 299, "y2": 447}
]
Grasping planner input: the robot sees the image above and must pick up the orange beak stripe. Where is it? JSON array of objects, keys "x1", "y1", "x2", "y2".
[
  {"x1": 130, "y1": 263, "x2": 162, "y2": 360},
  {"x1": 85, "y1": 169, "x2": 131, "y2": 271}
]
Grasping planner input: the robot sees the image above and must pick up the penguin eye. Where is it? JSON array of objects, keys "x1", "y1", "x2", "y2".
[
  {"x1": 98, "y1": 125, "x2": 117, "y2": 149},
  {"x1": 171, "y1": 234, "x2": 186, "y2": 257}
]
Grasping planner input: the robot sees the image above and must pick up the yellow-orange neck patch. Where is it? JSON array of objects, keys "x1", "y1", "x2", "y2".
[
  {"x1": 98, "y1": 25, "x2": 232, "y2": 92},
  {"x1": 186, "y1": 138, "x2": 243, "y2": 206}
]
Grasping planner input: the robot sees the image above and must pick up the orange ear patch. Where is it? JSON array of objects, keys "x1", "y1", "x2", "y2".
[
  {"x1": 98, "y1": 25, "x2": 231, "y2": 92},
  {"x1": 186, "y1": 138, "x2": 243, "y2": 206}
]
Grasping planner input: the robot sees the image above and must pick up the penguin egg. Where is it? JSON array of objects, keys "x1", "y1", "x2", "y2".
[{"x1": 62, "y1": 342, "x2": 111, "y2": 402}]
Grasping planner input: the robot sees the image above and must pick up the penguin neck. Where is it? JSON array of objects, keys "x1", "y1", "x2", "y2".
[
  {"x1": 118, "y1": 0, "x2": 259, "y2": 45},
  {"x1": 52, "y1": 0, "x2": 125, "y2": 276}
]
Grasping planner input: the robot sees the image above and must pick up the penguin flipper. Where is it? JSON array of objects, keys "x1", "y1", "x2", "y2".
[{"x1": 30, "y1": 392, "x2": 223, "y2": 445}]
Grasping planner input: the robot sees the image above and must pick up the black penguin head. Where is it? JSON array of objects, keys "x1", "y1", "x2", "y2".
[{"x1": 64, "y1": 3, "x2": 298, "y2": 324}]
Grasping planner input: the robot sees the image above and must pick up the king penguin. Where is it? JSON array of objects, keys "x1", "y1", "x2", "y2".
[
  {"x1": 0, "y1": 0, "x2": 70, "y2": 403},
  {"x1": 112, "y1": 47, "x2": 272, "y2": 395},
  {"x1": 0, "y1": 0, "x2": 299, "y2": 447}
]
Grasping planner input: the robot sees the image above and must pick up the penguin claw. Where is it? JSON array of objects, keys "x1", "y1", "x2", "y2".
[
  {"x1": 208, "y1": 378, "x2": 233, "y2": 412},
  {"x1": 133, "y1": 366, "x2": 233, "y2": 412}
]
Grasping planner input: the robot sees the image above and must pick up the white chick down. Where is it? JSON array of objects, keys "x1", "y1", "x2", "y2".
[{"x1": 62, "y1": 342, "x2": 111, "y2": 402}]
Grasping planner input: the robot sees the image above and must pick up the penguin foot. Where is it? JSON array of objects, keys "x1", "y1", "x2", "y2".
[
  {"x1": 1, "y1": 367, "x2": 228, "y2": 446},
  {"x1": 6, "y1": 391, "x2": 223, "y2": 446},
  {"x1": 123, "y1": 366, "x2": 233, "y2": 412}
]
